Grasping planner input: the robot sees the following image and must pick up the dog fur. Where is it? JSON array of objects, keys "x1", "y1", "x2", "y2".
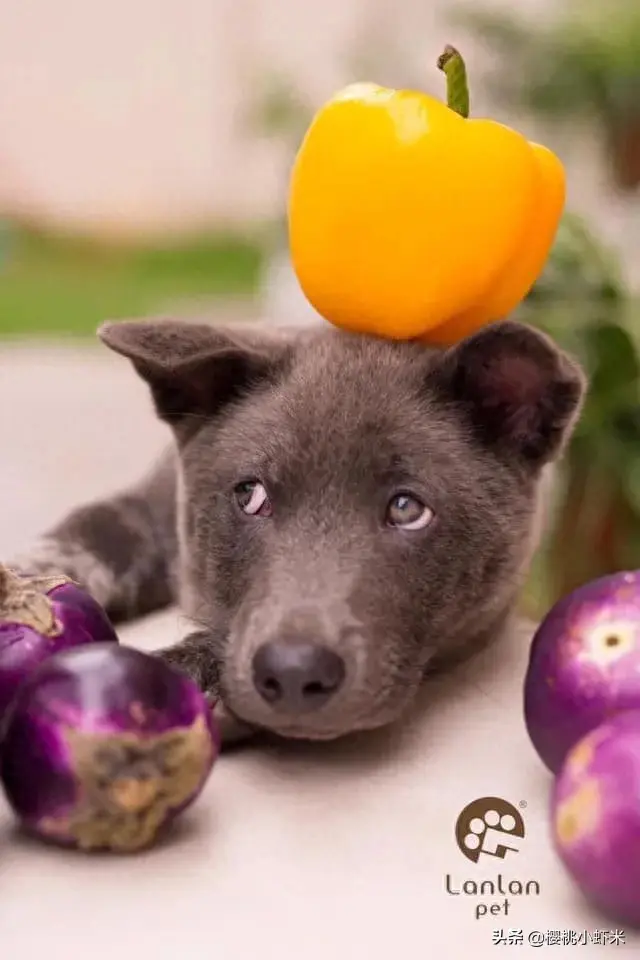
[{"x1": 9, "y1": 318, "x2": 586, "y2": 745}]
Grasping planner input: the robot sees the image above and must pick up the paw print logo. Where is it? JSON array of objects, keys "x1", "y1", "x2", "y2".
[{"x1": 455, "y1": 797, "x2": 525, "y2": 863}]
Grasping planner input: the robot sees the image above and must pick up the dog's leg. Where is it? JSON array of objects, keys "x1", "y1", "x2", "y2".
[
  {"x1": 8, "y1": 452, "x2": 178, "y2": 625},
  {"x1": 158, "y1": 630, "x2": 256, "y2": 746},
  {"x1": 9, "y1": 447, "x2": 255, "y2": 745}
]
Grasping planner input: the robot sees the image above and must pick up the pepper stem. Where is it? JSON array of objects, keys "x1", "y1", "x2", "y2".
[{"x1": 438, "y1": 45, "x2": 470, "y2": 119}]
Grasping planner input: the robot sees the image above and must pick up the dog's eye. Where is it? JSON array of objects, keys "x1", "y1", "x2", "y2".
[
  {"x1": 234, "y1": 480, "x2": 272, "y2": 517},
  {"x1": 385, "y1": 493, "x2": 433, "y2": 531}
]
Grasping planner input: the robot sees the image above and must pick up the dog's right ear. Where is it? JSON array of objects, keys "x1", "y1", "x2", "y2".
[
  {"x1": 98, "y1": 318, "x2": 292, "y2": 434},
  {"x1": 426, "y1": 320, "x2": 586, "y2": 468}
]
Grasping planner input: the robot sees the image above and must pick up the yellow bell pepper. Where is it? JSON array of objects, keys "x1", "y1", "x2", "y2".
[{"x1": 288, "y1": 47, "x2": 565, "y2": 344}]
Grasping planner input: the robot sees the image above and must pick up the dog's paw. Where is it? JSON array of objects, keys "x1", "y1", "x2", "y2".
[
  {"x1": 211, "y1": 700, "x2": 257, "y2": 746},
  {"x1": 156, "y1": 632, "x2": 257, "y2": 748},
  {"x1": 157, "y1": 631, "x2": 218, "y2": 688}
]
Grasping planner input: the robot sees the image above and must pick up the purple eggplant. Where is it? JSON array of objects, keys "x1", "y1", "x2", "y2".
[
  {"x1": 552, "y1": 711, "x2": 640, "y2": 927},
  {"x1": 524, "y1": 570, "x2": 640, "y2": 773},
  {"x1": 0, "y1": 643, "x2": 220, "y2": 852},
  {"x1": 0, "y1": 564, "x2": 119, "y2": 719}
]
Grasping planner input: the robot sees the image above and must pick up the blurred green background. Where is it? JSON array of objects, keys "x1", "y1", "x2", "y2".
[
  {"x1": 0, "y1": 225, "x2": 264, "y2": 338},
  {"x1": 1, "y1": 0, "x2": 640, "y2": 620}
]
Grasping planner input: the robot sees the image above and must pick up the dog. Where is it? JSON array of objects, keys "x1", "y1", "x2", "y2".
[{"x1": 9, "y1": 317, "x2": 585, "y2": 746}]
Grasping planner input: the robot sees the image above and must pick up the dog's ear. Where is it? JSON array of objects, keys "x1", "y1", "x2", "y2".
[
  {"x1": 427, "y1": 320, "x2": 586, "y2": 467},
  {"x1": 98, "y1": 318, "x2": 291, "y2": 433}
]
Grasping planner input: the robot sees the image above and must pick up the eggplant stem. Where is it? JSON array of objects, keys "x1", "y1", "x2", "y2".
[
  {"x1": 0, "y1": 563, "x2": 20, "y2": 607},
  {"x1": 0, "y1": 567, "x2": 68, "y2": 636}
]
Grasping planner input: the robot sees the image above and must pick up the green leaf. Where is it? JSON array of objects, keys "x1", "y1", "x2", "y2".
[
  {"x1": 584, "y1": 320, "x2": 640, "y2": 387},
  {"x1": 622, "y1": 454, "x2": 640, "y2": 516}
]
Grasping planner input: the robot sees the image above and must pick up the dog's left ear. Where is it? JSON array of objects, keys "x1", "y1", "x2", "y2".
[
  {"x1": 427, "y1": 320, "x2": 586, "y2": 467},
  {"x1": 98, "y1": 318, "x2": 292, "y2": 436}
]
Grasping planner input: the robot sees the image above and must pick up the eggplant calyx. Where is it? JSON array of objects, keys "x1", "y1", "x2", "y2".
[
  {"x1": 0, "y1": 566, "x2": 70, "y2": 637},
  {"x1": 40, "y1": 716, "x2": 215, "y2": 851}
]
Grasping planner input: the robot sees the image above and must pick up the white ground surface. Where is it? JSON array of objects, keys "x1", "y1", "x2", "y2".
[{"x1": 1, "y1": 340, "x2": 638, "y2": 957}]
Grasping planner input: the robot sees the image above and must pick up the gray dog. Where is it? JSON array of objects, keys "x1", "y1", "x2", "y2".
[{"x1": 10, "y1": 318, "x2": 585, "y2": 745}]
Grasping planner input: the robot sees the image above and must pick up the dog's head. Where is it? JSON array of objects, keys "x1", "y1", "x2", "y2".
[{"x1": 100, "y1": 318, "x2": 585, "y2": 740}]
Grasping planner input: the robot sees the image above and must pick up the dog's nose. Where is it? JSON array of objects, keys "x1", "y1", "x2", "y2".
[{"x1": 252, "y1": 641, "x2": 345, "y2": 712}]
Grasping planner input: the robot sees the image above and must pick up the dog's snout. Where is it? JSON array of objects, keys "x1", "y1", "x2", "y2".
[{"x1": 252, "y1": 641, "x2": 345, "y2": 713}]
